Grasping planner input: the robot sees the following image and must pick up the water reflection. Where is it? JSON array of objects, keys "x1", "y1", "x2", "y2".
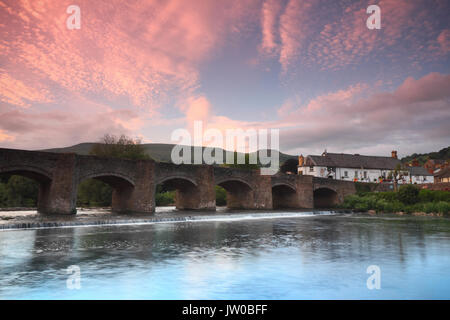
[{"x1": 0, "y1": 215, "x2": 449, "y2": 299}]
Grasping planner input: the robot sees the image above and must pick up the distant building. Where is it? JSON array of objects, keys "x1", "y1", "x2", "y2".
[
  {"x1": 434, "y1": 167, "x2": 450, "y2": 183},
  {"x1": 298, "y1": 150, "x2": 431, "y2": 184},
  {"x1": 424, "y1": 159, "x2": 447, "y2": 174},
  {"x1": 408, "y1": 166, "x2": 434, "y2": 184}
]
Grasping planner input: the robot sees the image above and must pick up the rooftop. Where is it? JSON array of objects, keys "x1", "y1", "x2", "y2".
[{"x1": 304, "y1": 152, "x2": 401, "y2": 170}]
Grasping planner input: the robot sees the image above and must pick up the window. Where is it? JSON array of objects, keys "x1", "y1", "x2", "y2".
[
  {"x1": 364, "y1": 171, "x2": 367, "y2": 179},
  {"x1": 354, "y1": 171, "x2": 358, "y2": 178},
  {"x1": 344, "y1": 171, "x2": 348, "y2": 177},
  {"x1": 309, "y1": 166, "x2": 314, "y2": 172}
]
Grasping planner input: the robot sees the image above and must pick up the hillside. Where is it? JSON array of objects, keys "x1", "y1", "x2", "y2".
[
  {"x1": 42, "y1": 143, "x2": 297, "y2": 166},
  {"x1": 401, "y1": 146, "x2": 450, "y2": 165}
]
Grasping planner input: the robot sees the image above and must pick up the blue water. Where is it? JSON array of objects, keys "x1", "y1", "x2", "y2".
[{"x1": 0, "y1": 212, "x2": 449, "y2": 299}]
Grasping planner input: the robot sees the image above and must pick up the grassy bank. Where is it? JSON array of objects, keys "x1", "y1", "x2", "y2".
[{"x1": 340, "y1": 185, "x2": 450, "y2": 216}]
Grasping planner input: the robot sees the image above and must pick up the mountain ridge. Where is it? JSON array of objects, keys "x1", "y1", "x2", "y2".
[{"x1": 41, "y1": 143, "x2": 297, "y2": 165}]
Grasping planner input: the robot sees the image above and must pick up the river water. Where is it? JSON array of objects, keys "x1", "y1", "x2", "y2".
[{"x1": 0, "y1": 210, "x2": 449, "y2": 299}]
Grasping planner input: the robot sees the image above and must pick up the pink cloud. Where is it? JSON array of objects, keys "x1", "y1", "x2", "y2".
[
  {"x1": 260, "y1": 0, "x2": 283, "y2": 56},
  {"x1": 276, "y1": 72, "x2": 450, "y2": 155},
  {"x1": 258, "y1": 0, "x2": 449, "y2": 72},
  {"x1": 437, "y1": 29, "x2": 450, "y2": 53}
]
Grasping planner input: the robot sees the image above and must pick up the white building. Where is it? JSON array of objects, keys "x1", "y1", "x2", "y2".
[
  {"x1": 297, "y1": 151, "x2": 432, "y2": 184},
  {"x1": 408, "y1": 166, "x2": 434, "y2": 184}
]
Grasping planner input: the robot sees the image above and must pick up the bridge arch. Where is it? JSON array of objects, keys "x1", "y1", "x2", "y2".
[
  {"x1": 313, "y1": 187, "x2": 338, "y2": 208},
  {"x1": 0, "y1": 166, "x2": 53, "y2": 212},
  {"x1": 156, "y1": 176, "x2": 201, "y2": 210},
  {"x1": 216, "y1": 178, "x2": 254, "y2": 209},
  {"x1": 272, "y1": 183, "x2": 297, "y2": 209},
  {"x1": 77, "y1": 173, "x2": 135, "y2": 213},
  {"x1": 0, "y1": 166, "x2": 52, "y2": 183}
]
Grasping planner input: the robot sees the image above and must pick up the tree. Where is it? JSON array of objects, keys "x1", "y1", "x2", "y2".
[
  {"x1": 78, "y1": 134, "x2": 151, "y2": 207},
  {"x1": 398, "y1": 185, "x2": 419, "y2": 205},
  {"x1": 89, "y1": 134, "x2": 151, "y2": 160},
  {"x1": 388, "y1": 163, "x2": 409, "y2": 191},
  {"x1": 280, "y1": 158, "x2": 298, "y2": 174}
]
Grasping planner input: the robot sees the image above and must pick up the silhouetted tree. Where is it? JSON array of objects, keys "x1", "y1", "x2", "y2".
[{"x1": 89, "y1": 134, "x2": 150, "y2": 160}]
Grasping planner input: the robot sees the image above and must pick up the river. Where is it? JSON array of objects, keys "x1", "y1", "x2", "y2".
[{"x1": 0, "y1": 210, "x2": 449, "y2": 299}]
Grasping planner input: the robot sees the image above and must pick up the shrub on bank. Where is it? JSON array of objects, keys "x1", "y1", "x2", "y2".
[
  {"x1": 436, "y1": 201, "x2": 450, "y2": 214},
  {"x1": 397, "y1": 185, "x2": 419, "y2": 205},
  {"x1": 341, "y1": 187, "x2": 450, "y2": 215}
]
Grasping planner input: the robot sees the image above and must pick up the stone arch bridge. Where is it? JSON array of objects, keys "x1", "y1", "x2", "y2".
[{"x1": 0, "y1": 148, "x2": 356, "y2": 214}]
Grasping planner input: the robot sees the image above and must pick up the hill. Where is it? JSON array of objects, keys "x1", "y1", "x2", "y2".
[
  {"x1": 401, "y1": 146, "x2": 450, "y2": 165},
  {"x1": 42, "y1": 143, "x2": 297, "y2": 166}
]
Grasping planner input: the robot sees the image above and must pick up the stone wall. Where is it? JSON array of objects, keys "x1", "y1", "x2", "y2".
[{"x1": 420, "y1": 183, "x2": 450, "y2": 191}]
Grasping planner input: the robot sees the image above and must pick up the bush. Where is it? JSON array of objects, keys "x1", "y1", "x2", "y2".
[
  {"x1": 155, "y1": 191, "x2": 175, "y2": 206},
  {"x1": 377, "y1": 192, "x2": 398, "y2": 202},
  {"x1": 383, "y1": 200, "x2": 405, "y2": 213},
  {"x1": 355, "y1": 201, "x2": 369, "y2": 211},
  {"x1": 423, "y1": 202, "x2": 438, "y2": 214},
  {"x1": 418, "y1": 189, "x2": 434, "y2": 203},
  {"x1": 342, "y1": 195, "x2": 361, "y2": 209},
  {"x1": 436, "y1": 201, "x2": 450, "y2": 215},
  {"x1": 375, "y1": 199, "x2": 388, "y2": 212},
  {"x1": 215, "y1": 186, "x2": 227, "y2": 206},
  {"x1": 398, "y1": 185, "x2": 419, "y2": 205},
  {"x1": 418, "y1": 189, "x2": 450, "y2": 202}
]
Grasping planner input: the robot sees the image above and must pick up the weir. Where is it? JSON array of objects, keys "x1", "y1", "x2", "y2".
[{"x1": 0, "y1": 148, "x2": 356, "y2": 214}]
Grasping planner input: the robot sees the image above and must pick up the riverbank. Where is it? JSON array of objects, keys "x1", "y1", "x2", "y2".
[{"x1": 339, "y1": 185, "x2": 450, "y2": 217}]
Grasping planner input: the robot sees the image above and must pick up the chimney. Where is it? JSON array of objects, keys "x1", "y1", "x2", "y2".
[
  {"x1": 298, "y1": 155, "x2": 304, "y2": 167},
  {"x1": 391, "y1": 150, "x2": 398, "y2": 159}
]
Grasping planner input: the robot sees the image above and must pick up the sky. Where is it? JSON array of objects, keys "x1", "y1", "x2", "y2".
[{"x1": 0, "y1": 0, "x2": 449, "y2": 158}]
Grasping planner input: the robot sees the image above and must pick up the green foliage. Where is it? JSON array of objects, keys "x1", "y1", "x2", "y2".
[
  {"x1": 423, "y1": 202, "x2": 438, "y2": 214},
  {"x1": 397, "y1": 185, "x2": 419, "y2": 205},
  {"x1": 419, "y1": 189, "x2": 450, "y2": 202},
  {"x1": 215, "y1": 186, "x2": 227, "y2": 206},
  {"x1": 77, "y1": 179, "x2": 112, "y2": 207},
  {"x1": 401, "y1": 146, "x2": 450, "y2": 165},
  {"x1": 89, "y1": 134, "x2": 151, "y2": 160},
  {"x1": 0, "y1": 175, "x2": 38, "y2": 207},
  {"x1": 342, "y1": 187, "x2": 449, "y2": 214},
  {"x1": 377, "y1": 191, "x2": 398, "y2": 201},
  {"x1": 436, "y1": 201, "x2": 450, "y2": 215},
  {"x1": 418, "y1": 189, "x2": 434, "y2": 203},
  {"x1": 155, "y1": 191, "x2": 175, "y2": 206}
]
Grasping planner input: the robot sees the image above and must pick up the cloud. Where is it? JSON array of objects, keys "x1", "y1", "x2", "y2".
[
  {"x1": 0, "y1": 0, "x2": 260, "y2": 148},
  {"x1": 0, "y1": 70, "x2": 53, "y2": 108},
  {"x1": 260, "y1": 0, "x2": 283, "y2": 56},
  {"x1": 258, "y1": 0, "x2": 450, "y2": 72},
  {"x1": 0, "y1": 101, "x2": 142, "y2": 149},
  {"x1": 276, "y1": 72, "x2": 450, "y2": 156}
]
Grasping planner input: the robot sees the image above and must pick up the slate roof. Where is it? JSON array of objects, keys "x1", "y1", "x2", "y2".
[
  {"x1": 304, "y1": 152, "x2": 401, "y2": 170},
  {"x1": 408, "y1": 166, "x2": 433, "y2": 176}
]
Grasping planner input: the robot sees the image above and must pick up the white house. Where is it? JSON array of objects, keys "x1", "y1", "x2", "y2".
[
  {"x1": 297, "y1": 150, "x2": 431, "y2": 184},
  {"x1": 408, "y1": 166, "x2": 434, "y2": 184}
]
